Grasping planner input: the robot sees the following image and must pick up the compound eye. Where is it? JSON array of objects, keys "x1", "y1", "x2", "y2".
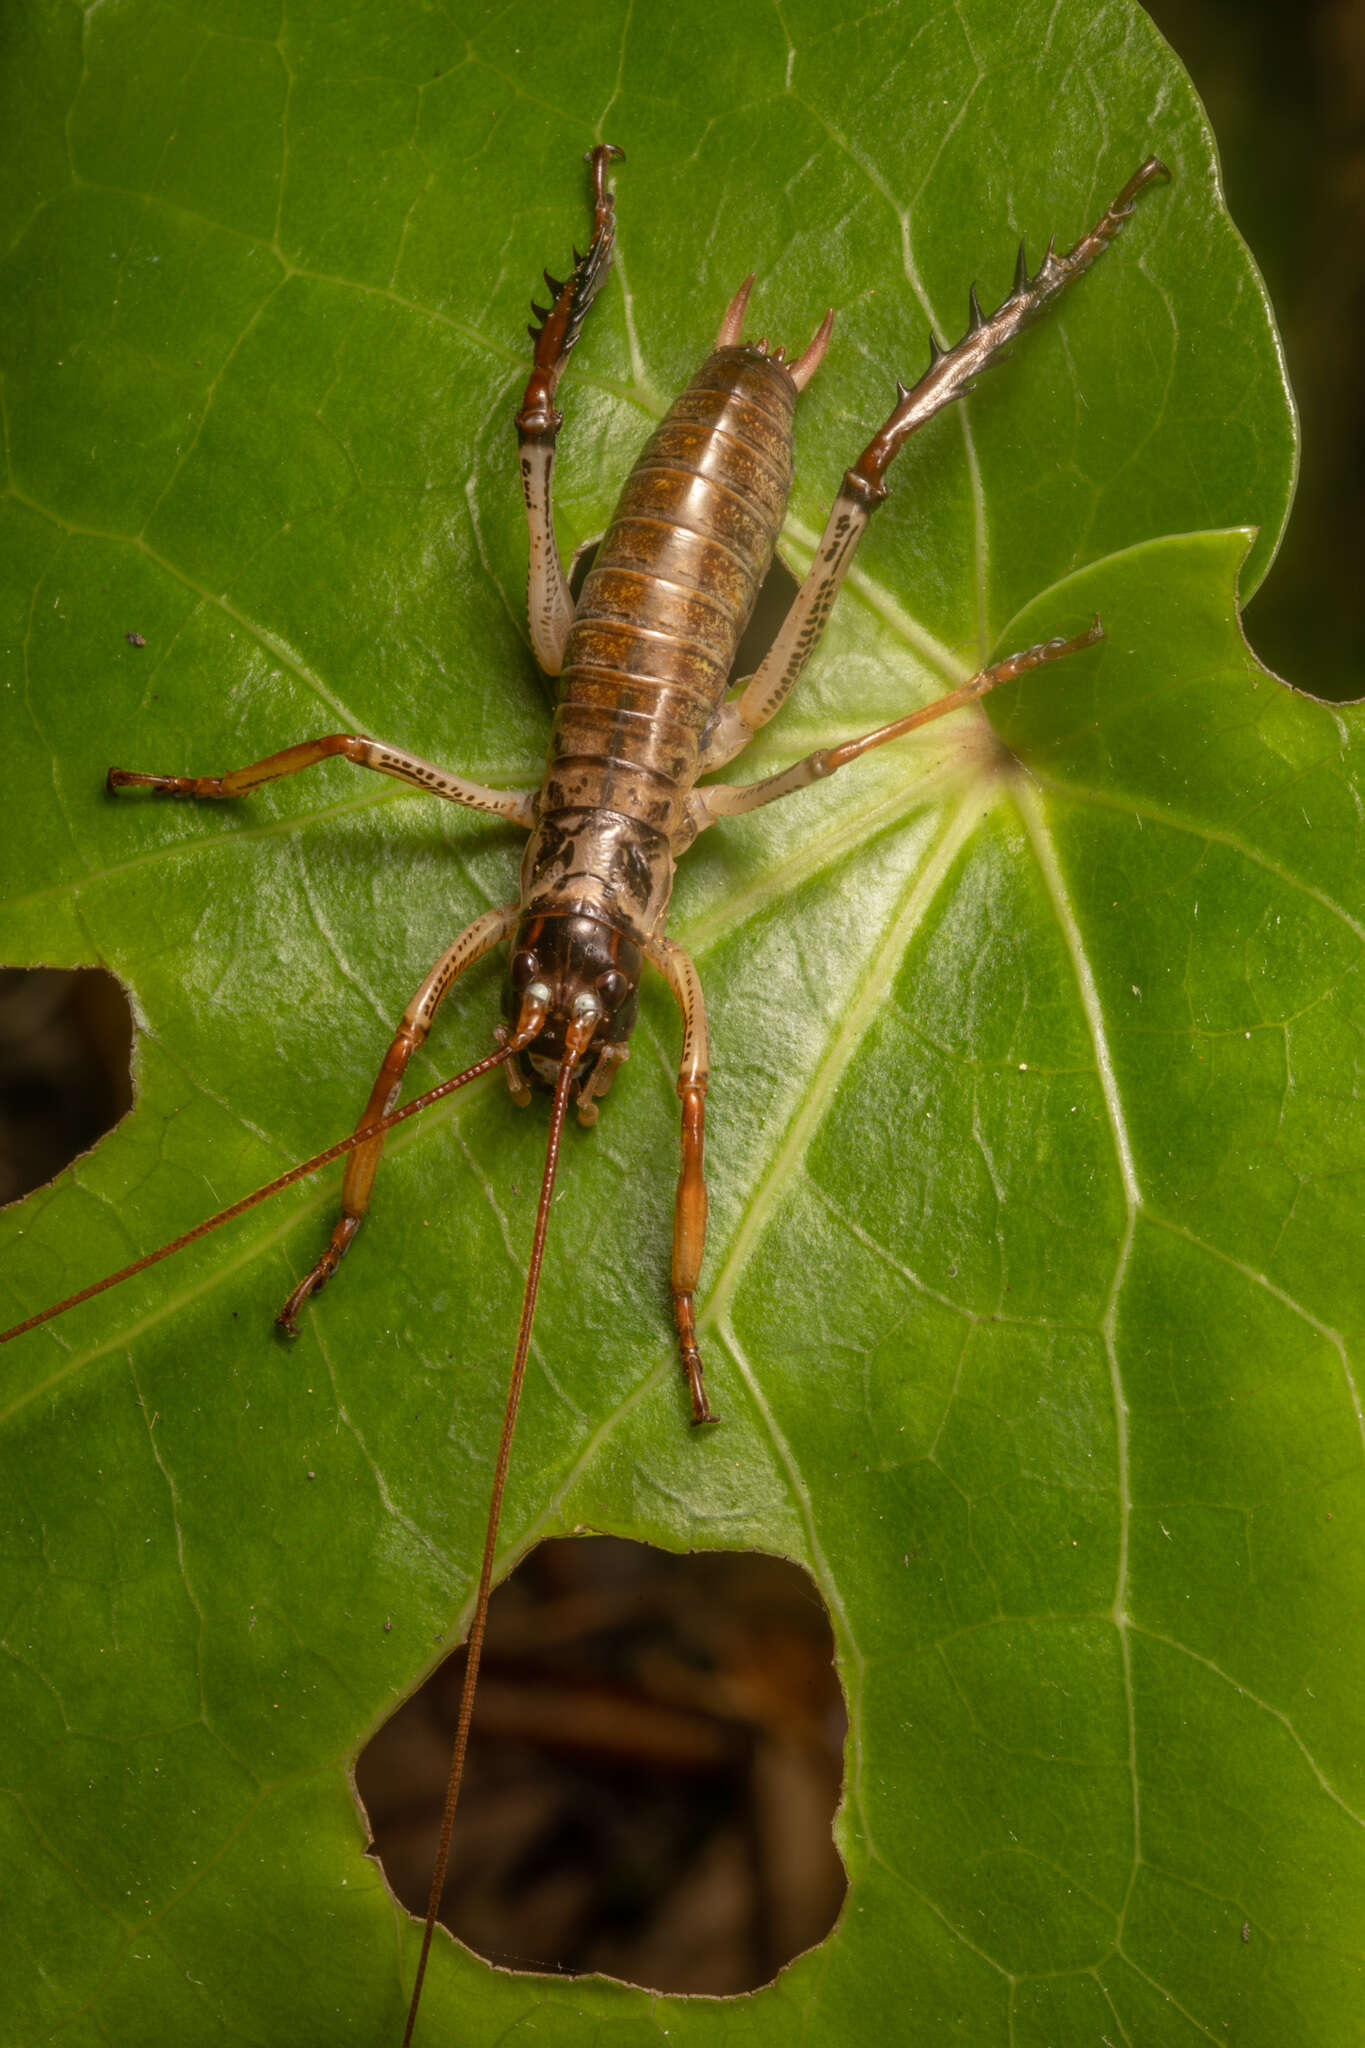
[
  {"x1": 511, "y1": 948, "x2": 539, "y2": 991},
  {"x1": 596, "y1": 968, "x2": 628, "y2": 1010}
]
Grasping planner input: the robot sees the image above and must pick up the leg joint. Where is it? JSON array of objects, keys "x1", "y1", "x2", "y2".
[{"x1": 842, "y1": 464, "x2": 888, "y2": 509}]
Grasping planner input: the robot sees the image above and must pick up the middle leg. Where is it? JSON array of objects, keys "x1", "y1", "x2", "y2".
[
  {"x1": 688, "y1": 621, "x2": 1103, "y2": 831},
  {"x1": 109, "y1": 733, "x2": 535, "y2": 827},
  {"x1": 646, "y1": 935, "x2": 716, "y2": 1425}
]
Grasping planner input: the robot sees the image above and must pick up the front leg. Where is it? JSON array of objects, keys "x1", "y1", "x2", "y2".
[
  {"x1": 700, "y1": 159, "x2": 1168, "y2": 774},
  {"x1": 516, "y1": 142, "x2": 623, "y2": 676},
  {"x1": 278, "y1": 904, "x2": 519, "y2": 1331}
]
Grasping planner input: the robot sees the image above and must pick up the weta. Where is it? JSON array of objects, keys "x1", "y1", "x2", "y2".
[{"x1": 2, "y1": 143, "x2": 1167, "y2": 2041}]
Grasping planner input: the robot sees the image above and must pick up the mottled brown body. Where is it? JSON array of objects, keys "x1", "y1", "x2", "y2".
[{"x1": 521, "y1": 350, "x2": 796, "y2": 945}]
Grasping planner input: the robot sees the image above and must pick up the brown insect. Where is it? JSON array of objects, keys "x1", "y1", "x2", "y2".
[{"x1": 2, "y1": 143, "x2": 1167, "y2": 2041}]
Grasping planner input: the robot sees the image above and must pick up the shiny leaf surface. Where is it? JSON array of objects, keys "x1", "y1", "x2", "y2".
[{"x1": 4, "y1": 3, "x2": 1359, "y2": 2044}]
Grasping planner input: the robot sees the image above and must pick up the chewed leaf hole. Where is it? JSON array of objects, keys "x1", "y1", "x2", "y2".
[
  {"x1": 0, "y1": 968, "x2": 134, "y2": 1206},
  {"x1": 568, "y1": 539, "x2": 801, "y2": 689},
  {"x1": 356, "y1": 1537, "x2": 848, "y2": 1992}
]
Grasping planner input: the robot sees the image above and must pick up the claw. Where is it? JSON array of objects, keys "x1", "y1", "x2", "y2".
[
  {"x1": 968, "y1": 282, "x2": 985, "y2": 331},
  {"x1": 1013, "y1": 237, "x2": 1029, "y2": 295}
]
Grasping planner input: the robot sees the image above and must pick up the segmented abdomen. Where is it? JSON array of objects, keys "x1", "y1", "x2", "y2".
[{"x1": 523, "y1": 347, "x2": 796, "y2": 943}]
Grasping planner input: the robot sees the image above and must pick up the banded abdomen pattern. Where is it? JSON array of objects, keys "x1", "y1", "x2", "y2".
[{"x1": 521, "y1": 347, "x2": 796, "y2": 944}]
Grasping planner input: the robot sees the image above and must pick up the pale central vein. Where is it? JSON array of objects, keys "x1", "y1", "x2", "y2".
[
  {"x1": 1014, "y1": 771, "x2": 1144, "y2": 1934},
  {"x1": 1014, "y1": 778, "x2": 1142, "y2": 1209},
  {"x1": 706, "y1": 791, "x2": 982, "y2": 1329},
  {"x1": 700, "y1": 792, "x2": 987, "y2": 1863}
]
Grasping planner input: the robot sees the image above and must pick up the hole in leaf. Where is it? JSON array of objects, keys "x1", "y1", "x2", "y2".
[
  {"x1": 567, "y1": 541, "x2": 801, "y2": 689},
  {"x1": 356, "y1": 1537, "x2": 848, "y2": 1992},
  {"x1": 0, "y1": 968, "x2": 134, "y2": 1205}
]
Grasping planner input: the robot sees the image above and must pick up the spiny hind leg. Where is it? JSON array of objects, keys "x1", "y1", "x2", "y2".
[
  {"x1": 646, "y1": 936, "x2": 715, "y2": 1425},
  {"x1": 698, "y1": 158, "x2": 1169, "y2": 775},
  {"x1": 518, "y1": 142, "x2": 623, "y2": 676},
  {"x1": 277, "y1": 904, "x2": 518, "y2": 1333}
]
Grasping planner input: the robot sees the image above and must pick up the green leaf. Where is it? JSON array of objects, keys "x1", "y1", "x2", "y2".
[{"x1": 3, "y1": 2, "x2": 1359, "y2": 2044}]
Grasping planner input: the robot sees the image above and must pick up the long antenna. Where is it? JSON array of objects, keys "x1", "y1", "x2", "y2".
[
  {"x1": 0, "y1": 1001, "x2": 548, "y2": 1348},
  {"x1": 400, "y1": 1003, "x2": 597, "y2": 2047}
]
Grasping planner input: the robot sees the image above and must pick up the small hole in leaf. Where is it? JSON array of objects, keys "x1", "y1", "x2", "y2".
[
  {"x1": 356, "y1": 1537, "x2": 848, "y2": 1992},
  {"x1": 0, "y1": 968, "x2": 134, "y2": 1205},
  {"x1": 568, "y1": 541, "x2": 801, "y2": 688}
]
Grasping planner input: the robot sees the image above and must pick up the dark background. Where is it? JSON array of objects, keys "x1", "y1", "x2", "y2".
[{"x1": 1145, "y1": 0, "x2": 1364, "y2": 693}]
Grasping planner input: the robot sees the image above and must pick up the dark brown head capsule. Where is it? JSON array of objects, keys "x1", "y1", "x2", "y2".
[{"x1": 502, "y1": 912, "x2": 642, "y2": 1092}]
